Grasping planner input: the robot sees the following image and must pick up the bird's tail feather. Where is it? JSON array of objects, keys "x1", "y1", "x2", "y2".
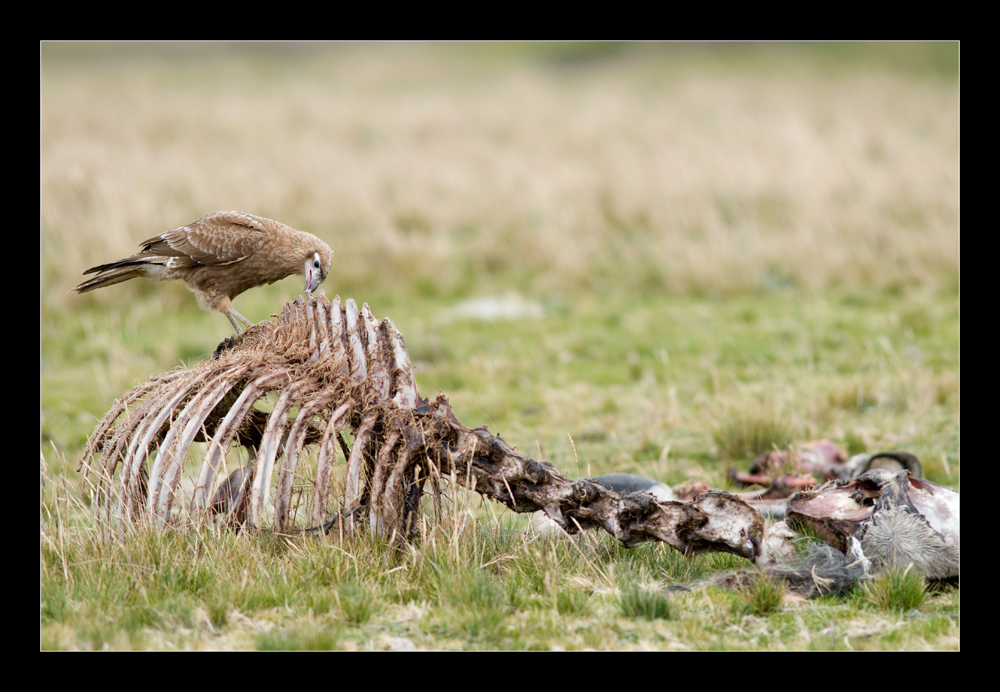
[
  {"x1": 81, "y1": 255, "x2": 162, "y2": 276},
  {"x1": 72, "y1": 266, "x2": 144, "y2": 293}
]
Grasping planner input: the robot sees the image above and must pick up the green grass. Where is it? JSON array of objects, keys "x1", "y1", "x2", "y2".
[
  {"x1": 713, "y1": 405, "x2": 794, "y2": 461},
  {"x1": 864, "y1": 567, "x2": 931, "y2": 613},
  {"x1": 40, "y1": 472, "x2": 960, "y2": 649},
  {"x1": 736, "y1": 573, "x2": 787, "y2": 617},
  {"x1": 41, "y1": 43, "x2": 958, "y2": 649},
  {"x1": 619, "y1": 585, "x2": 674, "y2": 621}
]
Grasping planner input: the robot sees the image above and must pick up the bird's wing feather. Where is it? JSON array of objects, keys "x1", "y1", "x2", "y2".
[{"x1": 139, "y1": 211, "x2": 269, "y2": 268}]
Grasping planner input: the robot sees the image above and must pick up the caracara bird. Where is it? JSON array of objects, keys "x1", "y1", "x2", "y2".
[{"x1": 72, "y1": 211, "x2": 333, "y2": 333}]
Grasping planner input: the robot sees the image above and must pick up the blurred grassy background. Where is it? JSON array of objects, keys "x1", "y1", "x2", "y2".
[{"x1": 41, "y1": 41, "x2": 958, "y2": 484}]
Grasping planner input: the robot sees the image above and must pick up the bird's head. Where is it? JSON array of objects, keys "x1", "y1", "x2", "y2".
[{"x1": 304, "y1": 241, "x2": 334, "y2": 293}]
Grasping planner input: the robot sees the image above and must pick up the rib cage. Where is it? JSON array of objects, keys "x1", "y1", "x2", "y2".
[
  {"x1": 81, "y1": 294, "x2": 416, "y2": 531},
  {"x1": 80, "y1": 293, "x2": 764, "y2": 563}
]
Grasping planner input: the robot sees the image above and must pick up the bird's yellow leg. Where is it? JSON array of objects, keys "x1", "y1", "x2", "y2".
[{"x1": 227, "y1": 308, "x2": 253, "y2": 334}]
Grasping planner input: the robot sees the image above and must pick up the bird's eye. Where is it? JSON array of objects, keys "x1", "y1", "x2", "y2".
[{"x1": 313, "y1": 259, "x2": 321, "y2": 269}]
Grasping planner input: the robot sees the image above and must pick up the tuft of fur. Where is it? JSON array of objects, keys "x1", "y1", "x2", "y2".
[{"x1": 859, "y1": 506, "x2": 960, "y2": 580}]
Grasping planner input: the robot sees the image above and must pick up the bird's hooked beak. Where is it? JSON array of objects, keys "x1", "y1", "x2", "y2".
[{"x1": 305, "y1": 252, "x2": 325, "y2": 293}]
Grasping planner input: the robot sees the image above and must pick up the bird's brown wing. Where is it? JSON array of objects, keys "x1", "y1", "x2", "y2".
[{"x1": 139, "y1": 211, "x2": 270, "y2": 269}]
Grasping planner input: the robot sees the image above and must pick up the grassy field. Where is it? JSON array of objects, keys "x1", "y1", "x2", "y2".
[{"x1": 41, "y1": 42, "x2": 959, "y2": 650}]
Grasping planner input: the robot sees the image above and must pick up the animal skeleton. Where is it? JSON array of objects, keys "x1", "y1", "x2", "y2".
[
  {"x1": 79, "y1": 293, "x2": 763, "y2": 562},
  {"x1": 79, "y1": 292, "x2": 959, "y2": 593}
]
